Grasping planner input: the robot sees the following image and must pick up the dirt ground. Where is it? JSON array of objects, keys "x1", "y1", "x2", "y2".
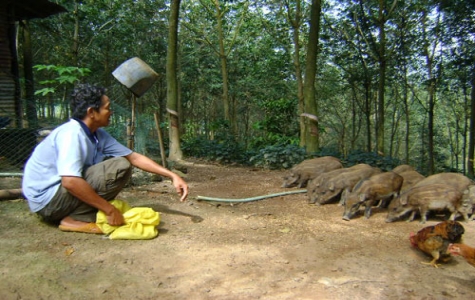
[{"x1": 1, "y1": 159, "x2": 474, "y2": 300}]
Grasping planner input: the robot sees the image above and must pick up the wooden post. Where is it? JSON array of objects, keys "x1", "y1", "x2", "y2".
[
  {"x1": 126, "y1": 118, "x2": 133, "y2": 149},
  {"x1": 153, "y1": 112, "x2": 167, "y2": 168},
  {"x1": 127, "y1": 94, "x2": 136, "y2": 150}
]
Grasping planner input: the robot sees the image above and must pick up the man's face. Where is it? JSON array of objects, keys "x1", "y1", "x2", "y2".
[{"x1": 93, "y1": 95, "x2": 112, "y2": 127}]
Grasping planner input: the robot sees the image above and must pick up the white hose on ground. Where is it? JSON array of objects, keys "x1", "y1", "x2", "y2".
[{"x1": 196, "y1": 189, "x2": 307, "y2": 203}]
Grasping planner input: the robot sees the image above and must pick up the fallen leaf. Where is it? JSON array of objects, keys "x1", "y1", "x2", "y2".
[{"x1": 65, "y1": 247, "x2": 74, "y2": 256}]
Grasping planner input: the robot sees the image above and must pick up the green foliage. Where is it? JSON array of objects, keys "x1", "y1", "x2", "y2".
[
  {"x1": 104, "y1": 122, "x2": 128, "y2": 146},
  {"x1": 182, "y1": 134, "x2": 306, "y2": 169},
  {"x1": 308, "y1": 146, "x2": 341, "y2": 160},
  {"x1": 249, "y1": 144, "x2": 306, "y2": 170},
  {"x1": 182, "y1": 136, "x2": 249, "y2": 164},
  {"x1": 344, "y1": 150, "x2": 401, "y2": 171},
  {"x1": 247, "y1": 131, "x2": 299, "y2": 150},
  {"x1": 34, "y1": 65, "x2": 91, "y2": 96},
  {"x1": 17, "y1": 0, "x2": 475, "y2": 178},
  {"x1": 34, "y1": 87, "x2": 56, "y2": 97},
  {"x1": 209, "y1": 119, "x2": 230, "y2": 135}
]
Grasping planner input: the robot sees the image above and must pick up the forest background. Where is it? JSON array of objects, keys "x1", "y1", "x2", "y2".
[{"x1": 5, "y1": 0, "x2": 475, "y2": 178}]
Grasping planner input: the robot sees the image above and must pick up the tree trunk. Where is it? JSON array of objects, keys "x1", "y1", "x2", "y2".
[
  {"x1": 376, "y1": 0, "x2": 386, "y2": 155},
  {"x1": 72, "y1": 1, "x2": 79, "y2": 66},
  {"x1": 285, "y1": 0, "x2": 305, "y2": 147},
  {"x1": 403, "y1": 69, "x2": 410, "y2": 164},
  {"x1": 468, "y1": 70, "x2": 475, "y2": 177},
  {"x1": 302, "y1": 0, "x2": 322, "y2": 154},
  {"x1": 428, "y1": 78, "x2": 435, "y2": 174},
  {"x1": 364, "y1": 80, "x2": 371, "y2": 152},
  {"x1": 350, "y1": 83, "x2": 357, "y2": 152},
  {"x1": 167, "y1": 0, "x2": 183, "y2": 161},
  {"x1": 421, "y1": 9, "x2": 438, "y2": 175},
  {"x1": 214, "y1": 0, "x2": 231, "y2": 128},
  {"x1": 462, "y1": 85, "x2": 468, "y2": 174}
]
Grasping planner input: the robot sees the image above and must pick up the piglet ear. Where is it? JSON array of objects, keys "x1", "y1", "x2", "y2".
[
  {"x1": 399, "y1": 196, "x2": 407, "y2": 205},
  {"x1": 358, "y1": 194, "x2": 365, "y2": 202}
]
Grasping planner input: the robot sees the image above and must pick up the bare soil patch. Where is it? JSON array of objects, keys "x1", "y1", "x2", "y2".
[{"x1": 1, "y1": 159, "x2": 474, "y2": 300}]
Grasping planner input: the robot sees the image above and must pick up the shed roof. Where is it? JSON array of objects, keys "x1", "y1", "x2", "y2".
[{"x1": 7, "y1": 0, "x2": 67, "y2": 20}]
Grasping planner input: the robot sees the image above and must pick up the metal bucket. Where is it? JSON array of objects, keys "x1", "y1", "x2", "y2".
[{"x1": 112, "y1": 57, "x2": 159, "y2": 97}]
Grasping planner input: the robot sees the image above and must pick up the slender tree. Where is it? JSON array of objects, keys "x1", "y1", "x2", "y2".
[
  {"x1": 167, "y1": 0, "x2": 183, "y2": 160},
  {"x1": 439, "y1": 0, "x2": 475, "y2": 176},
  {"x1": 421, "y1": 6, "x2": 441, "y2": 174},
  {"x1": 359, "y1": 0, "x2": 398, "y2": 155},
  {"x1": 184, "y1": 0, "x2": 248, "y2": 135},
  {"x1": 324, "y1": 7, "x2": 376, "y2": 153},
  {"x1": 302, "y1": 0, "x2": 322, "y2": 153},
  {"x1": 392, "y1": 1, "x2": 418, "y2": 163},
  {"x1": 213, "y1": 0, "x2": 231, "y2": 128},
  {"x1": 284, "y1": 0, "x2": 306, "y2": 146}
]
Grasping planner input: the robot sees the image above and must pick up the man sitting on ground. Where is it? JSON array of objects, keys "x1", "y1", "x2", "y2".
[{"x1": 22, "y1": 83, "x2": 188, "y2": 234}]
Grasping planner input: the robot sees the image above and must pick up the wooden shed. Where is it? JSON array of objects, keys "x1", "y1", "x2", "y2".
[{"x1": 0, "y1": 0, "x2": 66, "y2": 128}]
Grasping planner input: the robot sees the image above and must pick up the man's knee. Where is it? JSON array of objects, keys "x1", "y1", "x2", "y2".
[
  {"x1": 104, "y1": 157, "x2": 132, "y2": 180},
  {"x1": 107, "y1": 156, "x2": 131, "y2": 170},
  {"x1": 96, "y1": 157, "x2": 132, "y2": 199},
  {"x1": 104, "y1": 157, "x2": 132, "y2": 178},
  {"x1": 84, "y1": 156, "x2": 132, "y2": 190}
]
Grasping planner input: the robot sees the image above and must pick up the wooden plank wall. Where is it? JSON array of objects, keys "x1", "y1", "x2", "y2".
[{"x1": 0, "y1": 4, "x2": 16, "y2": 127}]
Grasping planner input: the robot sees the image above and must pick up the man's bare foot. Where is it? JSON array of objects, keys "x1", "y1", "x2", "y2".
[{"x1": 59, "y1": 216, "x2": 102, "y2": 234}]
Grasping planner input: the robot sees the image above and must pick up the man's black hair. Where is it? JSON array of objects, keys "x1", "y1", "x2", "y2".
[{"x1": 71, "y1": 84, "x2": 107, "y2": 119}]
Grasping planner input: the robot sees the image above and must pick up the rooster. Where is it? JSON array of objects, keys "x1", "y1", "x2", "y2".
[
  {"x1": 409, "y1": 220, "x2": 465, "y2": 268},
  {"x1": 447, "y1": 243, "x2": 475, "y2": 268}
]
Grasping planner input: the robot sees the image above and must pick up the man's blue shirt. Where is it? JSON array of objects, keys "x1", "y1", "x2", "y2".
[{"x1": 22, "y1": 119, "x2": 132, "y2": 212}]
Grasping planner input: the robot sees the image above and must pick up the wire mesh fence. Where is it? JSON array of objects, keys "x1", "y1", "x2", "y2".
[{"x1": 0, "y1": 82, "x2": 167, "y2": 179}]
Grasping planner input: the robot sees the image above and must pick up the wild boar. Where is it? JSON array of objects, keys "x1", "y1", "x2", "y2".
[
  {"x1": 398, "y1": 170, "x2": 425, "y2": 193},
  {"x1": 385, "y1": 184, "x2": 470, "y2": 224},
  {"x1": 461, "y1": 185, "x2": 475, "y2": 220},
  {"x1": 282, "y1": 156, "x2": 343, "y2": 188},
  {"x1": 413, "y1": 172, "x2": 473, "y2": 192},
  {"x1": 342, "y1": 171, "x2": 403, "y2": 220},
  {"x1": 413, "y1": 173, "x2": 474, "y2": 221},
  {"x1": 337, "y1": 165, "x2": 383, "y2": 206},
  {"x1": 307, "y1": 164, "x2": 373, "y2": 204},
  {"x1": 392, "y1": 164, "x2": 415, "y2": 174},
  {"x1": 307, "y1": 167, "x2": 352, "y2": 204},
  {"x1": 312, "y1": 164, "x2": 381, "y2": 205}
]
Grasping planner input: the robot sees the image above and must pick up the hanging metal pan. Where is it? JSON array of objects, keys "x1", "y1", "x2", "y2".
[{"x1": 112, "y1": 57, "x2": 159, "y2": 97}]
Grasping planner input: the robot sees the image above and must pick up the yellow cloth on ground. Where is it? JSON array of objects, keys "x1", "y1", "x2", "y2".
[{"x1": 96, "y1": 200, "x2": 160, "y2": 240}]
